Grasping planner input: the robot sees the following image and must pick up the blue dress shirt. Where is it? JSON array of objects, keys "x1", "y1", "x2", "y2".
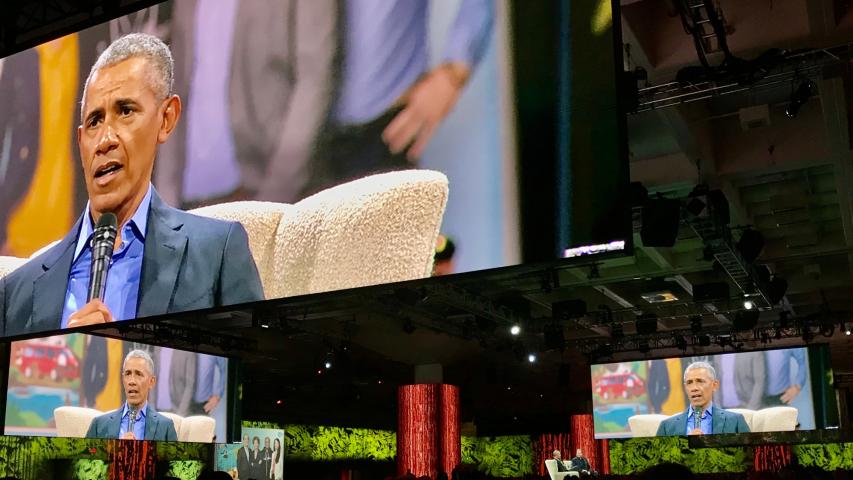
[
  {"x1": 765, "y1": 348, "x2": 807, "y2": 396},
  {"x1": 334, "y1": 0, "x2": 494, "y2": 124},
  {"x1": 194, "y1": 354, "x2": 226, "y2": 403},
  {"x1": 119, "y1": 401, "x2": 147, "y2": 440},
  {"x1": 686, "y1": 403, "x2": 713, "y2": 435},
  {"x1": 60, "y1": 185, "x2": 152, "y2": 327}
]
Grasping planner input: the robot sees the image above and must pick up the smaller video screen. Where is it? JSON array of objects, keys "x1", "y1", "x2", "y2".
[
  {"x1": 4, "y1": 333, "x2": 230, "y2": 442},
  {"x1": 591, "y1": 346, "x2": 830, "y2": 439}
]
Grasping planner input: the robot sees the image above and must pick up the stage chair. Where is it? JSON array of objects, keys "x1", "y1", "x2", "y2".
[
  {"x1": 189, "y1": 201, "x2": 291, "y2": 299},
  {"x1": 54, "y1": 406, "x2": 103, "y2": 438},
  {"x1": 272, "y1": 169, "x2": 448, "y2": 298},
  {"x1": 179, "y1": 415, "x2": 216, "y2": 442},
  {"x1": 727, "y1": 408, "x2": 756, "y2": 431},
  {"x1": 752, "y1": 406, "x2": 798, "y2": 432},
  {"x1": 627, "y1": 414, "x2": 670, "y2": 437},
  {"x1": 0, "y1": 257, "x2": 27, "y2": 279},
  {"x1": 158, "y1": 411, "x2": 184, "y2": 439},
  {"x1": 544, "y1": 459, "x2": 580, "y2": 479}
]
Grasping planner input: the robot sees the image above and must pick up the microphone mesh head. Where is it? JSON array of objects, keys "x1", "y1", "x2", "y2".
[{"x1": 96, "y1": 212, "x2": 118, "y2": 229}]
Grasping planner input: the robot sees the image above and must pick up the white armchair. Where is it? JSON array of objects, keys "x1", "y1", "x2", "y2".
[
  {"x1": 54, "y1": 406, "x2": 103, "y2": 438},
  {"x1": 752, "y1": 406, "x2": 798, "y2": 432},
  {"x1": 544, "y1": 460, "x2": 580, "y2": 479},
  {"x1": 627, "y1": 414, "x2": 670, "y2": 437}
]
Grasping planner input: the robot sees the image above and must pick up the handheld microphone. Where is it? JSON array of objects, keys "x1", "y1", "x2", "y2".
[
  {"x1": 87, "y1": 212, "x2": 118, "y2": 302},
  {"x1": 128, "y1": 406, "x2": 138, "y2": 437},
  {"x1": 694, "y1": 405, "x2": 704, "y2": 431}
]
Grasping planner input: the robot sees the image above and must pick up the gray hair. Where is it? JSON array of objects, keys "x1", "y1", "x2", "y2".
[
  {"x1": 553, "y1": 450, "x2": 560, "y2": 456},
  {"x1": 683, "y1": 361, "x2": 716, "y2": 382},
  {"x1": 81, "y1": 33, "x2": 174, "y2": 119},
  {"x1": 123, "y1": 349, "x2": 155, "y2": 376}
]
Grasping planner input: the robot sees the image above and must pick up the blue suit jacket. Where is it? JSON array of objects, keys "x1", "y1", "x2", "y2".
[
  {"x1": 1, "y1": 188, "x2": 264, "y2": 336},
  {"x1": 85, "y1": 404, "x2": 178, "y2": 441},
  {"x1": 656, "y1": 406, "x2": 750, "y2": 436}
]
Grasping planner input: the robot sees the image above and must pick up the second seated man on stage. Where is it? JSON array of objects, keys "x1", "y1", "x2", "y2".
[
  {"x1": 1, "y1": 32, "x2": 264, "y2": 336},
  {"x1": 656, "y1": 361, "x2": 751, "y2": 436}
]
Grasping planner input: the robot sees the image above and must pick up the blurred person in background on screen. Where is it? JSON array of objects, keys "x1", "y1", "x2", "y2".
[
  {"x1": 734, "y1": 351, "x2": 766, "y2": 410},
  {"x1": 647, "y1": 359, "x2": 670, "y2": 414},
  {"x1": 191, "y1": 353, "x2": 227, "y2": 415},
  {"x1": 433, "y1": 234, "x2": 456, "y2": 276},
  {"x1": 1, "y1": 33, "x2": 263, "y2": 337},
  {"x1": 271, "y1": 437, "x2": 283, "y2": 480},
  {"x1": 236, "y1": 434, "x2": 251, "y2": 479},
  {"x1": 306, "y1": 0, "x2": 494, "y2": 195},
  {"x1": 764, "y1": 348, "x2": 807, "y2": 407},
  {"x1": 155, "y1": 0, "x2": 338, "y2": 207},
  {"x1": 656, "y1": 361, "x2": 750, "y2": 436},
  {"x1": 262, "y1": 436, "x2": 273, "y2": 480},
  {"x1": 86, "y1": 349, "x2": 177, "y2": 440}
]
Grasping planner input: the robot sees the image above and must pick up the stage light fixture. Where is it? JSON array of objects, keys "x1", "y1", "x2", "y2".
[
  {"x1": 785, "y1": 80, "x2": 816, "y2": 118},
  {"x1": 324, "y1": 361, "x2": 332, "y2": 369},
  {"x1": 690, "y1": 315, "x2": 703, "y2": 334},
  {"x1": 611, "y1": 323, "x2": 624, "y2": 339},
  {"x1": 528, "y1": 353, "x2": 537, "y2": 363},
  {"x1": 510, "y1": 324, "x2": 521, "y2": 335},
  {"x1": 635, "y1": 313, "x2": 658, "y2": 335},
  {"x1": 846, "y1": 329, "x2": 851, "y2": 336},
  {"x1": 743, "y1": 300, "x2": 755, "y2": 310}
]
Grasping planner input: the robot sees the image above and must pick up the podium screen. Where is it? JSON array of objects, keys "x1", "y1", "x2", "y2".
[{"x1": 4, "y1": 333, "x2": 230, "y2": 442}]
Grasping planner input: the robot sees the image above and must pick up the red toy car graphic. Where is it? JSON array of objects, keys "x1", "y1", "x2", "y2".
[
  {"x1": 14, "y1": 338, "x2": 80, "y2": 382},
  {"x1": 594, "y1": 372, "x2": 645, "y2": 400}
]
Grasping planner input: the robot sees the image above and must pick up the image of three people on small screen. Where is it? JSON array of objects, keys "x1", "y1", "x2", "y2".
[
  {"x1": 236, "y1": 435, "x2": 283, "y2": 480},
  {"x1": 646, "y1": 350, "x2": 806, "y2": 415}
]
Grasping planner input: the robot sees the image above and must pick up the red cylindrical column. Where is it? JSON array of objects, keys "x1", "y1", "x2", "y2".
[
  {"x1": 598, "y1": 438, "x2": 611, "y2": 474},
  {"x1": 397, "y1": 384, "x2": 460, "y2": 477},
  {"x1": 439, "y1": 384, "x2": 461, "y2": 475},
  {"x1": 569, "y1": 414, "x2": 598, "y2": 471}
]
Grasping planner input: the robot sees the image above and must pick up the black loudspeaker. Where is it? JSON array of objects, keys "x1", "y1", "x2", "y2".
[
  {"x1": 635, "y1": 313, "x2": 658, "y2": 335},
  {"x1": 734, "y1": 309, "x2": 760, "y2": 331},
  {"x1": 558, "y1": 363, "x2": 571, "y2": 383},
  {"x1": 552, "y1": 299, "x2": 587, "y2": 320},
  {"x1": 693, "y1": 282, "x2": 730, "y2": 302},
  {"x1": 641, "y1": 198, "x2": 681, "y2": 247},
  {"x1": 544, "y1": 323, "x2": 565, "y2": 350}
]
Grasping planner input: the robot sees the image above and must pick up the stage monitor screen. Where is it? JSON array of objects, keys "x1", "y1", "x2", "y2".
[
  {"x1": 0, "y1": 0, "x2": 629, "y2": 338},
  {"x1": 4, "y1": 333, "x2": 231, "y2": 442},
  {"x1": 590, "y1": 346, "x2": 836, "y2": 439}
]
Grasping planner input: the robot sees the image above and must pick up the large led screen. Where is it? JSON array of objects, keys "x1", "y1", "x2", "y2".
[
  {"x1": 0, "y1": 0, "x2": 629, "y2": 337},
  {"x1": 4, "y1": 333, "x2": 231, "y2": 442},
  {"x1": 590, "y1": 346, "x2": 834, "y2": 439}
]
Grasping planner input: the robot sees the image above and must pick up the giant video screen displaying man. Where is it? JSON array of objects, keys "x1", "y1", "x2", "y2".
[{"x1": 0, "y1": 33, "x2": 264, "y2": 336}]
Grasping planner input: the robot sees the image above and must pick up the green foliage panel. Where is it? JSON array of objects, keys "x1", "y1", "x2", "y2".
[
  {"x1": 609, "y1": 437, "x2": 747, "y2": 474},
  {"x1": 70, "y1": 460, "x2": 108, "y2": 480},
  {"x1": 461, "y1": 435, "x2": 534, "y2": 478},
  {"x1": 167, "y1": 460, "x2": 205, "y2": 480},
  {"x1": 794, "y1": 443, "x2": 853, "y2": 471},
  {"x1": 244, "y1": 421, "x2": 396, "y2": 462}
]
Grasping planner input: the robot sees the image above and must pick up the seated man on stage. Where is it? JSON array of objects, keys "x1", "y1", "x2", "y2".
[
  {"x1": 1, "y1": 32, "x2": 263, "y2": 336},
  {"x1": 656, "y1": 361, "x2": 750, "y2": 436},
  {"x1": 551, "y1": 450, "x2": 572, "y2": 473},
  {"x1": 87, "y1": 349, "x2": 177, "y2": 440},
  {"x1": 569, "y1": 448, "x2": 597, "y2": 476}
]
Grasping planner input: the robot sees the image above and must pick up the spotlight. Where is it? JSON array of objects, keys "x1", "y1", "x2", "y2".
[
  {"x1": 785, "y1": 80, "x2": 816, "y2": 118},
  {"x1": 276, "y1": 399, "x2": 283, "y2": 405},
  {"x1": 846, "y1": 329, "x2": 851, "y2": 336},
  {"x1": 743, "y1": 300, "x2": 755, "y2": 310},
  {"x1": 528, "y1": 353, "x2": 537, "y2": 363},
  {"x1": 324, "y1": 361, "x2": 332, "y2": 369},
  {"x1": 690, "y1": 315, "x2": 703, "y2": 334},
  {"x1": 510, "y1": 324, "x2": 521, "y2": 336}
]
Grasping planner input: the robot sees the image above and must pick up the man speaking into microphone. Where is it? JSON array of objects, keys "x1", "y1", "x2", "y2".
[
  {"x1": 87, "y1": 349, "x2": 177, "y2": 441},
  {"x1": 1, "y1": 33, "x2": 263, "y2": 336},
  {"x1": 656, "y1": 361, "x2": 750, "y2": 436}
]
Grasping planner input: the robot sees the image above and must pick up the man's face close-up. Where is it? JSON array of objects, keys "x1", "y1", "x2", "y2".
[
  {"x1": 683, "y1": 367, "x2": 719, "y2": 410},
  {"x1": 122, "y1": 356, "x2": 155, "y2": 408},
  {"x1": 78, "y1": 56, "x2": 168, "y2": 220}
]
